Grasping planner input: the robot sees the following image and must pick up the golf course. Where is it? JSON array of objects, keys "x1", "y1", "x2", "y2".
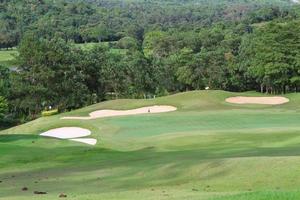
[{"x1": 1, "y1": 90, "x2": 300, "y2": 199}]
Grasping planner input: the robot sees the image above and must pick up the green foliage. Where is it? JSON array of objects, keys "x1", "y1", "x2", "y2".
[
  {"x1": 117, "y1": 37, "x2": 139, "y2": 50},
  {"x1": 1, "y1": 0, "x2": 300, "y2": 125},
  {"x1": 0, "y1": 66, "x2": 10, "y2": 97},
  {"x1": 10, "y1": 33, "x2": 90, "y2": 117},
  {"x1": 143, "y1": 31, "x2": 168, "y2": 57},
  {"x1": 238, "y1": 21, "x2": 300, "y2": 93},
  {"x1": 1, "y1": 0, "x2": 300, "y2": 198},
  {"x1": 0, "y1": 96, "x2": 8, "y2": 119},
  {"x1": 41, "y1": 109, "x2": 58, "y2": 117}
]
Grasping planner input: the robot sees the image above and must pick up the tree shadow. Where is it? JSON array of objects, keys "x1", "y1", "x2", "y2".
[
  {"x1": 2, "y1": 135, "x2": 300, "y2": 198},
  {"x1": 0, "y1": 134, "x2": 39, "y2": 143}
]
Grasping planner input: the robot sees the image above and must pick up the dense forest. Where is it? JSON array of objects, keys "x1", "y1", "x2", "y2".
[{"x1": 1, "y1": 0, "x2": 300, "y2": 127}]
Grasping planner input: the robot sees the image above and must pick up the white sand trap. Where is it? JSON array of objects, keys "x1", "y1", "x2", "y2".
[
  {"x1": 40, "y1": 127, "x2": 91, "y2": 139},
  {"x1": 62, "y1": 105, "x2": 177, "y2": 120},
  {"x1": 226, "y1": 96, "x2": 289, "y2": 105},
  {"x1": 69, "y1": 138, "x2": 97, "y2": 145}
]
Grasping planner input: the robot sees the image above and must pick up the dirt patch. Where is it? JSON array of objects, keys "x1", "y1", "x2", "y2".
[
  {"x1": 59, "y1": 193, "x2": 67, "y2": 198},
  {"x1": 226, "y1": 96, "x2": 289, "y2": 105},
  {"x1": 62, "y1": 105, "x2": 177, "y2": 120},
  {"x1": 34, "y1": 191, "x2": 47, "y2": 195}
]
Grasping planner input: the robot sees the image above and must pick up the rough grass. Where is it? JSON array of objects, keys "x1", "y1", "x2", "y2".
[
  {"x1": 213, "y1": 191, "x2": 300, "y2": 200},
  {"x1": 1, "y1": 90, "x2": 300, "y2": 199}
]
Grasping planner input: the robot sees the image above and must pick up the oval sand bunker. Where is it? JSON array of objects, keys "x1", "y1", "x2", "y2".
[
  {"x1": 226, "y1": 96, "x2": 289, "y2": 105},
  {"x1": 62, "y1": 105, "x2": 177, "y2": 120},
  {"x1": 40, "y1": 127, "x2": 91, "y2": 139},
  {"x1": 40, "y1": 127, "x2": 97, "y2": 145}
]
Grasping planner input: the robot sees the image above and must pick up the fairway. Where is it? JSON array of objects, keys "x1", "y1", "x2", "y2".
[{"x1": 1, "y1": 90, "x2": 300, "y2": 199}]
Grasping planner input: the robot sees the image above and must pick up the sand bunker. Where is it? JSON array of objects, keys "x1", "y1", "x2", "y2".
[
  {"x1": 40, "y1": 127, "x2": 97, "y2": 145},
  {"x1": 62, "y1": 105, "x2": 177, "y2": 120},
  {"x1": 40, "y1": 127, "x2": 91, "y2": 139},
  {"x1": 226, "y1": 96, "x2": 289, "y2": 105},
  {"x1": 69, "y1": 138, "x2": 97, "y2": 145}
]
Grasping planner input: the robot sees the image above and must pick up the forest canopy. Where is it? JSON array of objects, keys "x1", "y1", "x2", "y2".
[{"x1": 1, "y1": 0, "x2": 300, "y2": 126}]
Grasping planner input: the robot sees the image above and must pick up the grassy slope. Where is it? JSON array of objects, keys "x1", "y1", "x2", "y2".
[
  {"x1": 1, "y1": 90, "x2": 300, "y2": 199},
  {"x1": 0, "y1": 49, "x2": 18, "y2": 67}
]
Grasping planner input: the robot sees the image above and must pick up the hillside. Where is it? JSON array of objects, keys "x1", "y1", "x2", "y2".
[
  {"x1": 1, "y1": 0, "x2": 300, "y2": 126},
  {"x1": 1, "y1": 90, "x2": 300, "y2": 199},
  {"x1": 1, "y1": 0, "x2": 300, "y2": 199}
]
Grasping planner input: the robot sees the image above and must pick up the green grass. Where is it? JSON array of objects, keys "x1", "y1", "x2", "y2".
[
  {"x1": 1, "y1": 90, "x2": 300, "y2": 199},
  {"x1": 0, "y1": 49, "x2": 18, "y2": 67}
]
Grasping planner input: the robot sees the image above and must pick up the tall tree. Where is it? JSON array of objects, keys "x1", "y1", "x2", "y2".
[{"x1": 0, "y1": 96, "x2": 8, "y2": 121}]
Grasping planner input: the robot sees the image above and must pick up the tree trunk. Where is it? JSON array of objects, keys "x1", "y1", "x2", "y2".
[{"x1": 270, "y1": 87, "x2": 273, "y2": 94}]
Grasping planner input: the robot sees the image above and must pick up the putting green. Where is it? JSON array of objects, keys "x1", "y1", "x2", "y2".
[{"x1": 1, "y1": 90, "x2": 300, "y2": 200}]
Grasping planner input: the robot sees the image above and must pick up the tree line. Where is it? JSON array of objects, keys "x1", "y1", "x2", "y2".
[
  {"x1": 1, "y1": 0, "x2": 300, "y2": 127},
  {"x1": 0, "y1": 0, "x2": 295, "y2": 48}
]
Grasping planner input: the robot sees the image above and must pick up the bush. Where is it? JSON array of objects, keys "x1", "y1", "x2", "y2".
[
  {"x1": 41, "y1": 109, "x2": 58, "y2": 117},
  {"x1": 0, "y1": 114, "x2": 18, "y2": 129},
  {"x1": 0, "y1": 96, "x2": 8, "y2": 119}
]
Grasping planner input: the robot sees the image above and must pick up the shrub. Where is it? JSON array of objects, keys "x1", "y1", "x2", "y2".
[
  {"x1": 41, "y1": 109, "x2": 58, "y2": 117},
  {"x1": 0, "y1": 96, "x2": 8, "y2": 119}
]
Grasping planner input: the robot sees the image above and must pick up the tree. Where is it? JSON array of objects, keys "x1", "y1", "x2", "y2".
[
  {"x1": 0, "y1": 96, "x2": 8, "y2": 120},
  {"x1": 117, "y1": 37, "x2": 139, "y2": 50},
  {"x1": 238, "y1": 21, "x2": 300, "y2": 93},
  {"x1": 174, "y1": 48, "x2": 195, "y2": 90},
  {"x1": 0, "y1": 67, "x2": 10, "y2": 97},
  {"x1": 79, "y1": 45, "x2": 110, "y2": 101},
  {"x1": 12, "y1": 33, "x2": 90, "y2": 117}
]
